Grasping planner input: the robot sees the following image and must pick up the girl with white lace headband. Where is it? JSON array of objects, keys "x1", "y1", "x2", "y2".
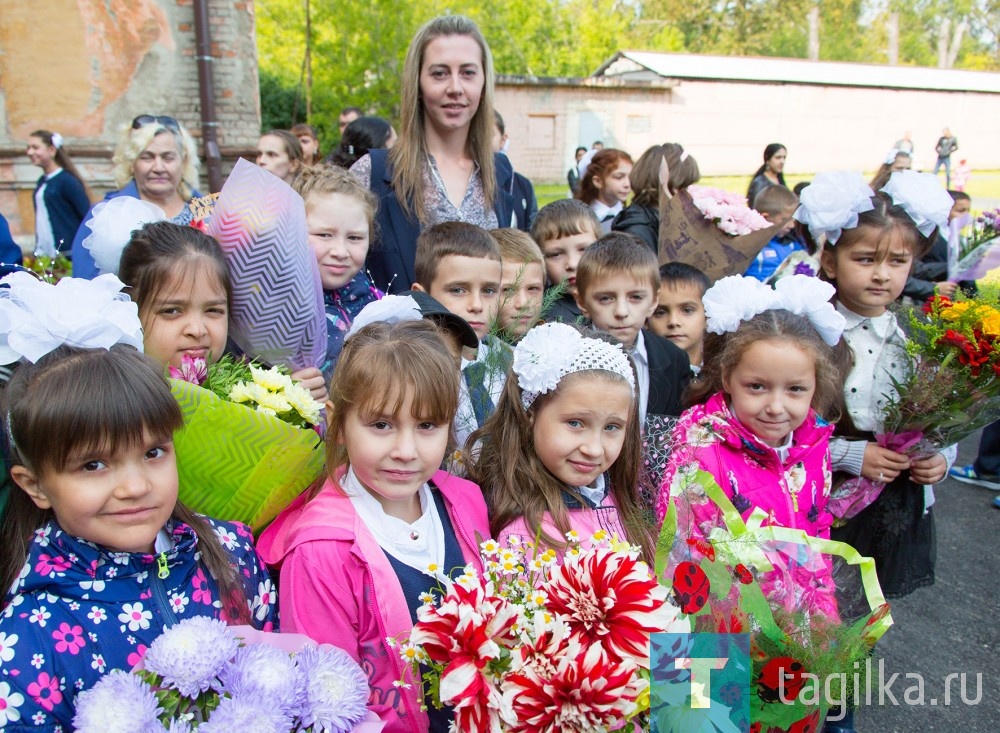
[
  {"x1": 465, "y1": 321, "x2": 654, "y2": 558},
  {"x1": 795, "y1": 170, "x2": 956, "y2": 609}
]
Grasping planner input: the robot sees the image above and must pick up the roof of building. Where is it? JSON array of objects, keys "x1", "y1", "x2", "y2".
[{"x1": 593, "y1": 50, "x2": 1000, "y2": 93}]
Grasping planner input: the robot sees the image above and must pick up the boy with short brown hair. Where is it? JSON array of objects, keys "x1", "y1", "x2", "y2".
[
  {"x1": 413, "y1": 221, "x2": 509, "y2": 449},
  {"x1": 575, "y1": 232, "x2": 689, "y2": 420},
  {"x1": 530, "y1": 199, "x2": 602, "y2": 324}
]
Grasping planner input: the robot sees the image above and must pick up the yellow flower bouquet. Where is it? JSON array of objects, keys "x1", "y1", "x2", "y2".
[{"x1": 169, "y1": 355, "x2": 325, "y2": 532}]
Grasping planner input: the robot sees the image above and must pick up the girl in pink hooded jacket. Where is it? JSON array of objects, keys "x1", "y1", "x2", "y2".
[
  {"x1": 655, "y1": 275, "x2": 847, "y2": 619},
  {"x1": 258, "y1": 320, "x2": 490, "y2": 733}
]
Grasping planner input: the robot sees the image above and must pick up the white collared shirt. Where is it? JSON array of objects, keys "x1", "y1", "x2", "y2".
[
  {"x1": 837, "y1": 302, "x2": 907, "y2": 432},
  {"x1": 630, "y1": 330, "x2": 650, "y2": 425},
  {"x1": 343, "y1": 467, "x2": 447, "y2": 580},
  {"x1": 33, "y1": 168, "x2": 62, "y2": 257},
  {"x1": 773, "y1": 431, "x2": 794, "y2": 464},
  {"x1": 576, "y1": 474, "x2": 608, "y2": 508},
  {"x1": 591, "y1": 200, "x2": 623, "y2": 232}
]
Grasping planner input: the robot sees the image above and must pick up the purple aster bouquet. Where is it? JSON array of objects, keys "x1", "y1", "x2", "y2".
[{"x1": 73, "y1": 617, "x2": 383, "y2": 733}]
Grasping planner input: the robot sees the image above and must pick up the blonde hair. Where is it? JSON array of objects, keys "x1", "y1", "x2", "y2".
[
  {"x1": 293, "y1": 163, "x2": 379, "y2": 231},
  {"x1": 112, "y1": 123, "x2": 200, "y2": 200},
  {"x1": 492, "y1": 228, "x2": 543, "y2": 266},
  {"x1": 389, "y1": 15, "x2": 496, "y2": 223},
  {"x1": 323, "y1": 320, "x2": 461, "y2": 479}
]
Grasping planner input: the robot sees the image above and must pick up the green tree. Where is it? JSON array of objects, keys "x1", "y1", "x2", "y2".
[{"x1": 259, "y1": 69, "x2": 299, "y2": 131}]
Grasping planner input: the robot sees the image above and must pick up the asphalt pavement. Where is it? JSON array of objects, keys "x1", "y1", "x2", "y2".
[{"x1": 855, "y1": 433, "x2": 1000, "y2": 731}]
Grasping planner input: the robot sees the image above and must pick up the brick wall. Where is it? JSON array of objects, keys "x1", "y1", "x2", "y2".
[{"x1": 0, "y1": 0, "x2": 261, "y2": 244}]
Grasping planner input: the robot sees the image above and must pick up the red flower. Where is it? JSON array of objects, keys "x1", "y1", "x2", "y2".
[
  {"x1": 409, "y1": 575, "x2": 519, "y2": 726},
  {"x1": 502, "y1": 640, "x2": 640, "y2": 733},
  {"x1": 937, "y1": 329, "x2": 969, "y2": 350},
  {"x1": 544, "y1": 546, "x2": 675, "y2": 666},
  {"x1": 923, "y1": 294, "x2": 952, "y2": 314}
]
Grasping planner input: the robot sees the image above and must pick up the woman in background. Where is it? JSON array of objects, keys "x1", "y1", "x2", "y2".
[{"x1": 26, "y1": 129, "x2": 91, "y2": 256}]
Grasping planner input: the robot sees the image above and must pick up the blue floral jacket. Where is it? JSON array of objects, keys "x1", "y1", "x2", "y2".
[{"x1": 0, "y1": 517, "x2": 277, "y2": 732}]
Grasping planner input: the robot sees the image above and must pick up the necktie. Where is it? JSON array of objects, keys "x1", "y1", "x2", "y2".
[{"x1": 463, "y1": 361, "x2": 494, "y2": 428}]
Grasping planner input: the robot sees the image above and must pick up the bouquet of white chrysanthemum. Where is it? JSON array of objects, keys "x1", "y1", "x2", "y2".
[
  {"x1": 73, "y1": 617, "x2": 382, "y2": 733},
  {"x1": 168, "y1": 355, "x2": 325, "y2": 531}
]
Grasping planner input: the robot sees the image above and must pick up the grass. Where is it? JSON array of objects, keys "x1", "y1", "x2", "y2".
[{"x1": 535, "y1": 171, "x2": 1000, "y2": 211}]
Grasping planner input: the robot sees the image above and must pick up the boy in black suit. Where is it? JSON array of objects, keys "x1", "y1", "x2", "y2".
[{"x1": 574, "y1": 233, "x2": 690, "y2": 420}]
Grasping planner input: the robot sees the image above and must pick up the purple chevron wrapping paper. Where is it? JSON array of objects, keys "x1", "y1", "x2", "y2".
[{"x1": 206, "y1": 158, "x2": 325, "y2": 370}]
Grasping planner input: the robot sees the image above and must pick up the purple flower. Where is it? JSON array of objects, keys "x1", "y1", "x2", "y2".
[
  {"x1": 168, "y1": 354, "x2": 208, "y2": 385},
  {"x1": 218, "y1": 642, "x2": 302, "y2": 716},
  {"x1": 294, "y1": 645, "x2": 369, "y2": 732},
  {"x1": 793, "y1": 261, "x2": 816, "y2": 277},
  {"x1": 198, "y1": 696, "x2": 291, "y2": 733},
  {"x1": 72, "y1": 669, "x2": 163, "y2": 733},
  {"x1": 143, "y1": 616, "x2": 239, "y2": 698}
]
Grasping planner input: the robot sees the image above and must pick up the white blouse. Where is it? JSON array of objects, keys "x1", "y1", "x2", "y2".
[{"x1": 344, "y1": 467, "x2": 447, "y2": 580}]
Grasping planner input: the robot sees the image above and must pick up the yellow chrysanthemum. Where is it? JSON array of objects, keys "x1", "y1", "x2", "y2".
[
  {"x1": 941, "y1": 301, "x2": 973, "y2": 321},
  {"x1": 284, "y1": 382, "x2": 321, "y2": 425},
  {"x1": 980, "y1": 313, "x2": 1000, "y2": 337},
  {"x1": 229, "y1": 381, "x2": 266, "y2": 404},
  {"x1": 250, "y1": 365, "x2": 294, "y2": 392},
  {"x1": 253, "y1": 389, "x2": 293, "y2": 415}
]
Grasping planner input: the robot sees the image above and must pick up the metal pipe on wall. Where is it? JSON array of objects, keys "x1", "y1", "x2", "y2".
[{"x1": 193, "y1": 0, "x2": 223, "y2": 193}]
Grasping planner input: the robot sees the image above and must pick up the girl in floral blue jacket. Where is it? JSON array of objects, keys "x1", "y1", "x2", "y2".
[{"x1": 0, "y1": 344, "x2": 277, "y2": 732}]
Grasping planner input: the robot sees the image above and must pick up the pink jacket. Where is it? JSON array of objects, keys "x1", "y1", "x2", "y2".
[
  {"x1": 498, "y1": 490, "x2": 627, "y2": 556},
  {"x1": 655, "y1": 392, "x2": 838, "y2": 618},
  {"x1": 257, "y1": 470, "x2": 490, "y2": 733}
]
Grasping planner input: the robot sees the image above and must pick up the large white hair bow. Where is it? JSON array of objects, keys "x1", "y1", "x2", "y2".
[
  {"x1": 703, "y1": 276, "x2": 780, "y2": 336},
  {"x1": 880, "y1": 170, "x2": 952, "y2": 238},
  {"x1": 82, "y1": 197, "x2": 166, "y2": 276},
  {"x1": 773, "y1": 276, "x2": 846, "y2": 346},
  {"x1": 0, "y1": 273, "x2": 144, "y2": 364},
  {"x1": 704, "y1": 275, "x2": 845, "y2": 346},
  {"x1": 793, "y1": 171, "x2": 874, "y2": 244}
]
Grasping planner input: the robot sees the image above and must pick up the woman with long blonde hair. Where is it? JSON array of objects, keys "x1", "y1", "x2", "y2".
[{"x1": 351, "y1": 15, "x2": 516, "y2": 292}]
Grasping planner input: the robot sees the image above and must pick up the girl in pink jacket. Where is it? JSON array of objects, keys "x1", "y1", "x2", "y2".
[
  {"x1": 258, "y1": 320, "x2": 490, "y2": 733},
  {"x1": 467, "y1": 322, "x2": 653, "y2": 559},
  {"x1": 655, "y1": 275, "x2": 847, "y2": 619}
]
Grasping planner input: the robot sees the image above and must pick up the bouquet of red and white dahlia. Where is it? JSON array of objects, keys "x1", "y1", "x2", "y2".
[{"x1": 397, "y1": 532, "x2": 690, "y2": 733}]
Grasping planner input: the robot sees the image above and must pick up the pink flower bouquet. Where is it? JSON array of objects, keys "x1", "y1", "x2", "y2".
[
  {"x1": 687, "y1": 185, "x2": 771, "y2": 236},
  {"x1": 658, "y1": 188, "x2": 780, "y2": 282}
]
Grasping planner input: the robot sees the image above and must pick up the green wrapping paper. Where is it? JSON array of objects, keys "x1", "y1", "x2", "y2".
[
  {"x1": 656, "y1": 468, "x2": 893, "y2": 732},
  {"x1": 170, "y1": 378, "x2": 326, "y2": 532}
]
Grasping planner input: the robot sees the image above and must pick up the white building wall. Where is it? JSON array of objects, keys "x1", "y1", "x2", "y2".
[{"x1": 497, "y1": 77, "x2": 1000, "y2": 184}]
